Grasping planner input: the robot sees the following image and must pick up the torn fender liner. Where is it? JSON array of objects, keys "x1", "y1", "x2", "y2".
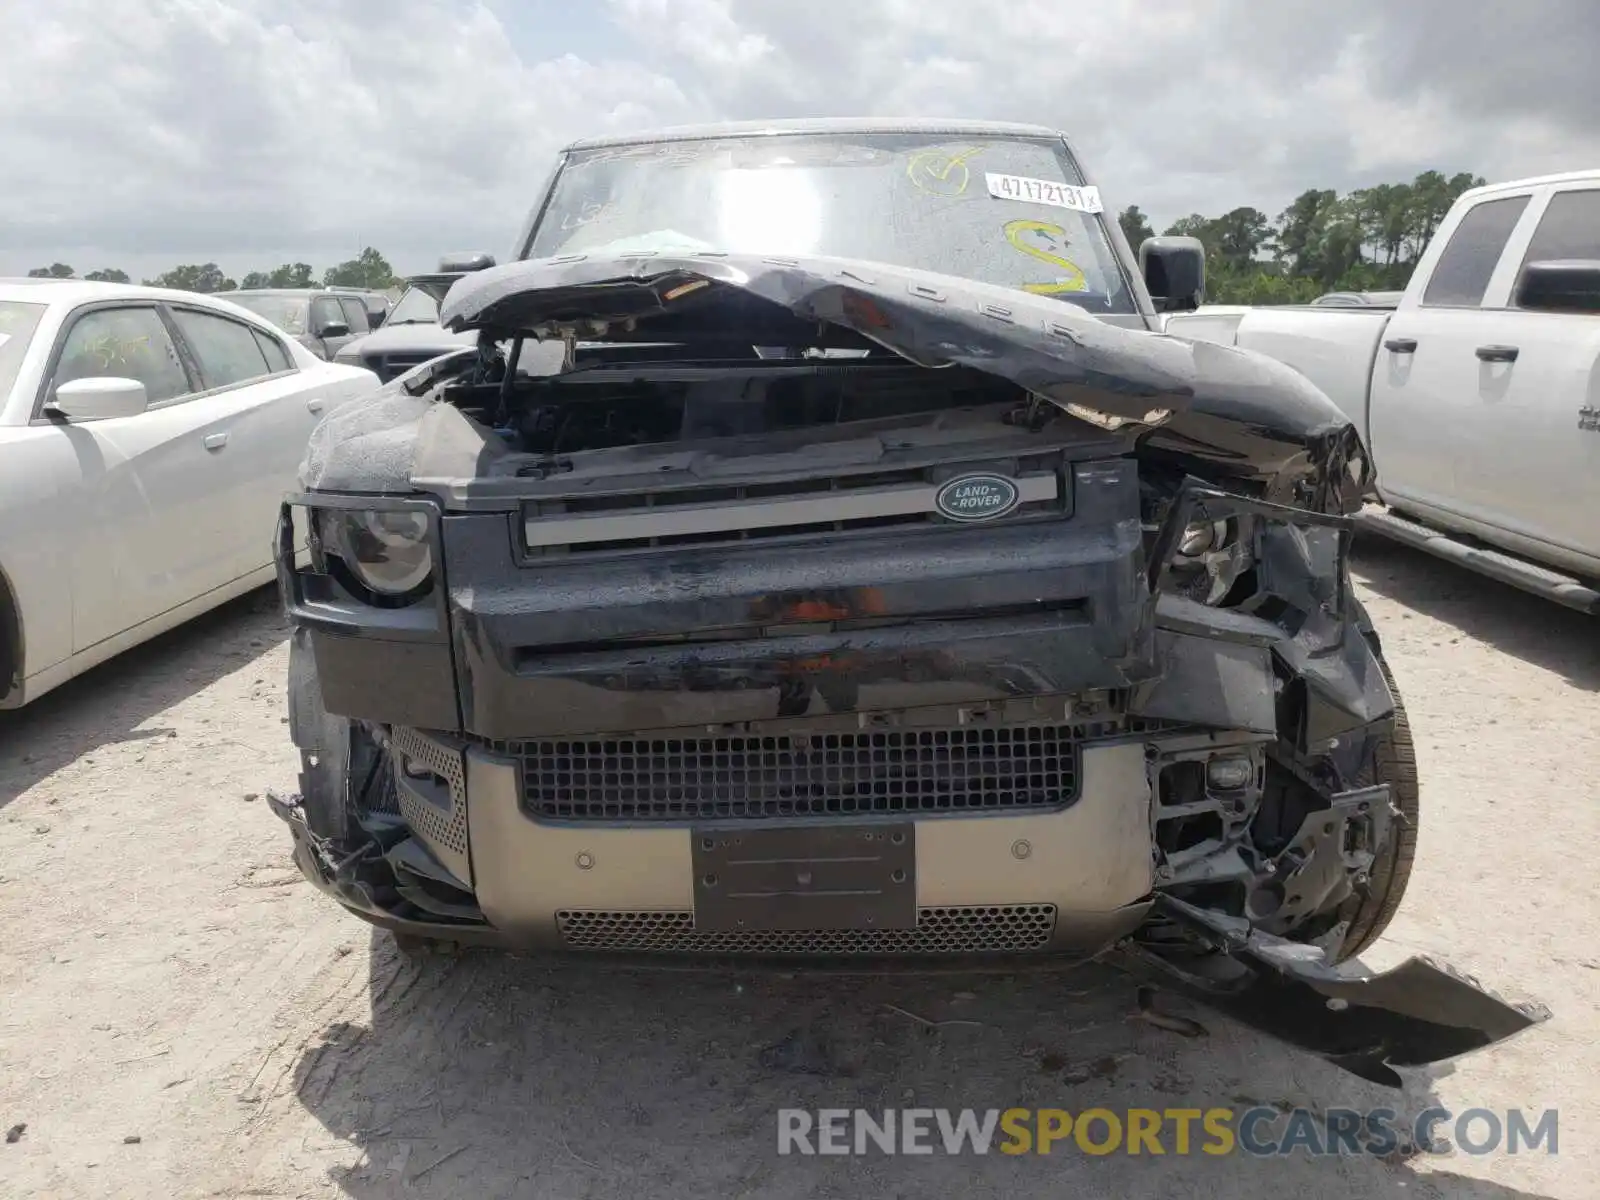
[
  {"x1": 438, "y1": 250, "x2": 1355, "y2": 439},
  {"x1": 1129, "y1": 898, "x2": 1551, "y2": 1087}
]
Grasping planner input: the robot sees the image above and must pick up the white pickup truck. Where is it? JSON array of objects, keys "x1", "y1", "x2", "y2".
[{"x1": 1166, "y1": 170, "x2": 1600, "y2": 612}]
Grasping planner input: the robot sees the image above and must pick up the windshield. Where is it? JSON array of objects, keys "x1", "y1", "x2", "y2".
[
  {"x1": 386, "y1": 287, "x2": 440, "y2": 325},
  {"x1": 0, "y1": 301, "x2": 47, "y2": 413},
  {"x1": 231, "y1": 294, "x2": 310, "y2": 335},
  {"x1": 526, "y1": 132, "x2": 1135, "y2": 314}
]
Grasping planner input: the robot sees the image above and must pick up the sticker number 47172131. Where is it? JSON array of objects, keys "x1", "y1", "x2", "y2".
[{"x1": 985, "y1": 173, "x2": 1103, "y2": 214}]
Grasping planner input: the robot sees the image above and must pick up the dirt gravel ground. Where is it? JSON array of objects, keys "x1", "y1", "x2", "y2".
[{"x1": 1, "y1": 537, "x2": 1597, "y2": 1199}]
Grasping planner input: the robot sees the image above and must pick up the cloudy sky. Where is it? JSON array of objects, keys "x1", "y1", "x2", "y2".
[{"x1": 5, "y1": 0, "x2": 1598, "y2": 281}]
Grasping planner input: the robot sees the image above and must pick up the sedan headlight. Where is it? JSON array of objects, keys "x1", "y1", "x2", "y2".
[{"x1": 318, "y1": 508, "x2": 434, "y2": 598}]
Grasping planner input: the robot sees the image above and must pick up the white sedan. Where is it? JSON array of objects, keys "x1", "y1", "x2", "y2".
[{"x1": 0, "y1": 279, "x2": 379, "y2": 708}]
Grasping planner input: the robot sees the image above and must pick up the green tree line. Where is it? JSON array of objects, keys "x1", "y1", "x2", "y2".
[
  {"x1": 1119, "y1": 169, "x2": 1486, "y2": 304},
  {"x1": 24, "y1": 247, "x2": 399, "y2": 292}
]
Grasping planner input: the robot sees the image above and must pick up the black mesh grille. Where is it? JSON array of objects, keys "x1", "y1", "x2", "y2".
[
  {"x1": 557, "y1": 905, "x2": 1057, "y2": 954},
  {"x1": 502, "y1": 724, "x2": 1083, "y2": 822}
]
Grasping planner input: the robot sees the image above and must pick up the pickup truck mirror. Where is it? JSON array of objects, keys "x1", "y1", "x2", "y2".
[
  {"x1": 1514, "y1": 259, "x2": 1600, "y2": 314},
  {"x1": 314, "y1": 319, "x2": 351, "y2": 340},
  {"x1": 438, "y1": 252, "x2": 496, "y2": 273},
  {"x1": 47, "y1": 376, "x2": 149, "y2": 421},
  {"x1": 1139, "y1": 236, "x2": 1206, "y2": 313}
]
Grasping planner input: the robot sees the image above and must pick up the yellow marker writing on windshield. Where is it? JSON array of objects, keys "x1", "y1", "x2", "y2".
[
  {"x1": 907, "y1": 147, "x2": 984, "y2": 197},
  {"x1": 1003, "y1": 218, "x2": 1088, "y2": 294}
]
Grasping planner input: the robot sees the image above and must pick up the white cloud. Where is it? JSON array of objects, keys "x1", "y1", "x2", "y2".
[
  {"x1": 0, "y1": 0, "x2": 701, "y2": 279},
  {"x1": 3, "y1": 0, "x2": 1598, "y2": 280}
]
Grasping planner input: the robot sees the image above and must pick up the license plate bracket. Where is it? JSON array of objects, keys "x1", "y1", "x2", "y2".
[{"x1": 691, "y1": 824, "x2": 916, "y2": 932}]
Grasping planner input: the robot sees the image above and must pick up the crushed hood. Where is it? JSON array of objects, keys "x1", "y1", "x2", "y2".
[
  {"x1": 439, "y1": 251, "x2": 1356, "y2": 439},
  {"x1": 300, "y1": 253, "x2": 1365, "y2": 501}
]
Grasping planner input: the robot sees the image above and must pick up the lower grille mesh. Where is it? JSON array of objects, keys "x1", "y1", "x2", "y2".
[
  {"x1": 556, "y1": 905, "x2": 1056, "y2": 954},
  {"x1": 390, "y1": 726, "x2": 471, "y2": 877},
  {"x1": 506, "y1": 725, "x2": 1082, "y2": 822}
]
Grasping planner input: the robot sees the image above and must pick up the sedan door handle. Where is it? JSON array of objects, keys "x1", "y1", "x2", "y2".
[
  {"x1": 1383, "y1": 337, "x2": 1418, "y2": 353},
  {"x1": 203, "y1": 432, "x2": 229, "y2": 451},
  {"x1": 306, "y1": 398, "x2": 325, "y2": 414},
  {"x1": 1476, "y1": 344, "x2": 1519, "y2": 363}
]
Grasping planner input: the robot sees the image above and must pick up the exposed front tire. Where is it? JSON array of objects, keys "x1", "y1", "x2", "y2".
[{"x1": 1335, "y1": 649, "x2": 1419, "y2": 961}]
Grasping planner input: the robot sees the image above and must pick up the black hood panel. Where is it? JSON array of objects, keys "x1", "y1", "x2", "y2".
[{"x1": 439, "y1": 252, "x2": 1355, "y2": 444}]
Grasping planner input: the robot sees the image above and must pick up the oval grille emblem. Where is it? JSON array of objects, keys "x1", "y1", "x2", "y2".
[{"x1": 934, "y1": 474, "x2": 1021, "y2": 522}]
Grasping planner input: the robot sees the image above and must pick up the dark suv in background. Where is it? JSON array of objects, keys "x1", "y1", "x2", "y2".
[
  {"x1": 332, "y1": 256, "x2": 496, "y2": 383},
  {"x1": 231, "y1": 288, "x2": 387, "y2": 360},
  {"x1": 332, "y1": 272, "x2": 474, "y2": 383}
]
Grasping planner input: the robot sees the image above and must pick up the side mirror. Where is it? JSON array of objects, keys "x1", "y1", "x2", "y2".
[
  {"x1": 438, "y1": 251, "x2": 496, "y2": 273},
  {"x1": 315, "y1": 320, "x2": 351, "y2": 340},
  {"x1": 48, "y1": 376, "x2": 149, "y2": 421},
  {"x1": 1140, "y1": 236, "x2": 1206, "y2": 313},
  {"x1": 1514, "y1": 259, "x2": 1600, "y2": 314}
]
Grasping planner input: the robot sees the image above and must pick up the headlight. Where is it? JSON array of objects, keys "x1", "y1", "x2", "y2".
[
  {"x1": 1177, "y1": 519, "x2": 1228, "y2": 557},
  {"x1": 1168, "y1": 517, "x2": 1248, "y2": 606},
  {"x1": 318, "y1": 508, "x2": 433, "y2": 597}
]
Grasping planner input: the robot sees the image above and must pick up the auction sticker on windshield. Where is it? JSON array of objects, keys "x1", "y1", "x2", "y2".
[{"x1": 985, "y1": 174, "x2": 1103, "y2": 213}]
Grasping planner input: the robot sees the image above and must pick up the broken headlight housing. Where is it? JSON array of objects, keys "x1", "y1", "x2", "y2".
[
  {"x1": 316, "y1": 508, "x2": 434, "y2": 600},
  {"x1": 1165, "y1": 515, "x2": 1252, "y2": 606}
]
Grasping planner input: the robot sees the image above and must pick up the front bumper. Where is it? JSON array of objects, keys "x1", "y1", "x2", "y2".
[{"x1": 281, "y1": 733, "x2": 1160, "y2": 958}]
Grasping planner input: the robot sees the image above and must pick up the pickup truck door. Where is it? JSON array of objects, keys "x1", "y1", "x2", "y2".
[
  {"x1": 1460, "y1": 184, "x2": 1600, "y2": 564},
  {"x1": 1366, "y1": 191, "x2": 1535, "y2": 521},
  {"x1": 40, "y1": 302, "x2": 243, "y2": 652}
]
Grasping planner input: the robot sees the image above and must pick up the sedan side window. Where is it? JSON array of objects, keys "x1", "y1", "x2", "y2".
[
  {"x1": 253, "y1": 328, "x2": 294, "y2": 373},
  {"x1": 1422, "y1": 195, "x2": 1531, "y2": 308},
  {"x1": 49, "y1": 306, "x2": 191, "y2": 405},
  {"x1": 170, "y1": 308, "x2": 272, "y2": 389}
]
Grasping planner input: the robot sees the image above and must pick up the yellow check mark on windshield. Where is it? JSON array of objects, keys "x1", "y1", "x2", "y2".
[{"x1": 908, "y1": 147, "x2": 982, "y2": 194}]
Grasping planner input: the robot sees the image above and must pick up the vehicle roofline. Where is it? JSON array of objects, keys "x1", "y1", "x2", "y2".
[
  {"x1": 563, "y1": 117, "x2": 1068, "y2": 152},
  {"x1": 1458, "y1": 167, "x2": 1600, "y2": 201}
]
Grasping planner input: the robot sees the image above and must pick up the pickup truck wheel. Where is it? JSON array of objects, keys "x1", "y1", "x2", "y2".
[{"x1": 1335, "y1": 649, "x2": 1419, "y2": 962}]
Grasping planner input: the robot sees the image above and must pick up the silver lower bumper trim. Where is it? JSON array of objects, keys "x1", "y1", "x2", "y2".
[{"x1": 460, "y1": 742, "x2": 1155, "y2": 953}]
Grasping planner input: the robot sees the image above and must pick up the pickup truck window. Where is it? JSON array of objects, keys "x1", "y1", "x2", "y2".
[
  {"x1": 528, "y1": 133, "x2": 1137, "y2": 314},
  {"x1": 1518, "y1": 189, "x2": 1600, "y2": 271},
  {"x1": 386, "y1": 287, "x2": 439, "y2": 326},
  {"x1": 1422, "y1": 194, "x2": 1530, "y2": 308},
  {"x1": 233, "y1": 294, "x2": 310, "y2": 336},
  {"x1": 337, "y1": 296, "x2": 372, "y2": 334}
]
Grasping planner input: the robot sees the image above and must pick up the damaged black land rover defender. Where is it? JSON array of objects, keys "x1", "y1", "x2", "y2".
[{"x1": 271, "y1": 120, "x2": 1545, "y2": 1085}]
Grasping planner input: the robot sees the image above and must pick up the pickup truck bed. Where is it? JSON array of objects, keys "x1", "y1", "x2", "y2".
[{"x1": 1165, "y1": 170, "x2": 1600, "y2": 613}]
